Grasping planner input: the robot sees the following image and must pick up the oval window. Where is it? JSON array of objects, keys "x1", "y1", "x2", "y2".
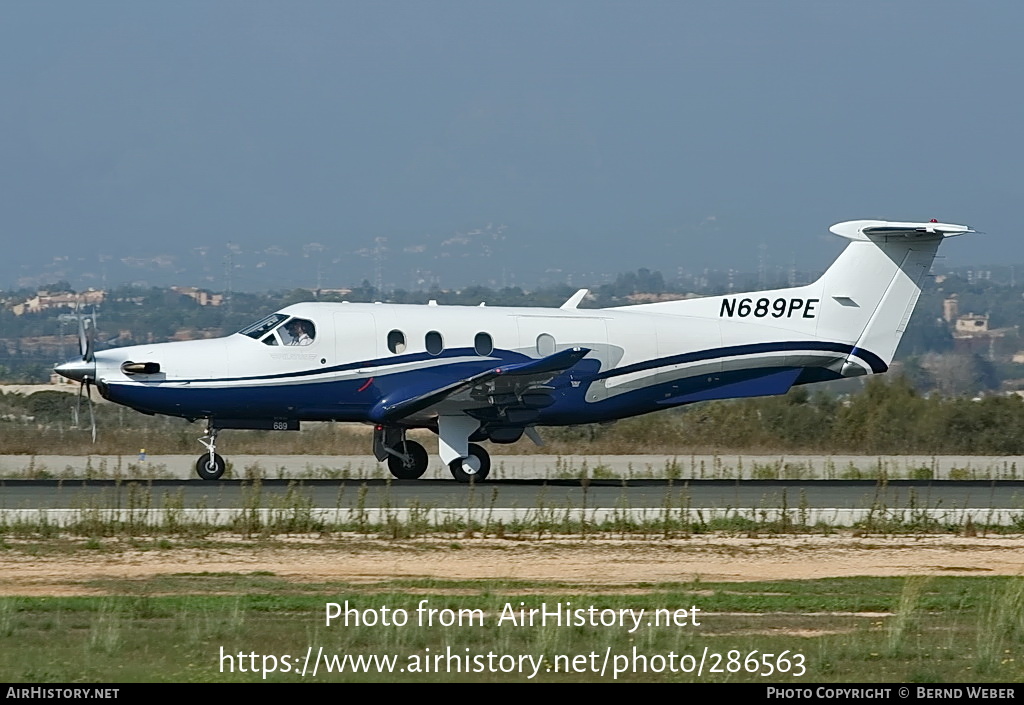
[
  {"x1": 425, "y1": 331, "x2": 444, "y2": 355},
  {"x1": 536, "y1": 333, "x2": 555, "y2": 357},
  {"x1": 474, "y1": 332, "x2": 493, "y2": 356},
  {"x1": 387, "y1": 330, "x2": 406, "y2": 354}
]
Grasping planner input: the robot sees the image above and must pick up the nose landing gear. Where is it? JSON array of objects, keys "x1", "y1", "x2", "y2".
[{"x1": 195, "y1": 425, "x2": 226, "y2": 480}]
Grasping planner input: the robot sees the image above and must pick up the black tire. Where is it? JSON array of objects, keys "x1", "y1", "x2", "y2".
[
  {"x1": 195, "y1": 452, "x2": 226, "y2": 481},
  {"x1": 387, "y1": 440, "x2": 429, "y2": 480},
  {"x1": 449, "y1": 443, "x2": 490, "y2": 483}
]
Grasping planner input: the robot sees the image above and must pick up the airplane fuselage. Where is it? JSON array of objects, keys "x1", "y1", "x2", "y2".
[{"x1": 88, "y1": 299, "x2": 856, "y2": 428}]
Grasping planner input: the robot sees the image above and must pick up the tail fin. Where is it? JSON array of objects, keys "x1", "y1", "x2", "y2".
[
  {"x1": 815, "y1": 220, "x2": 973, "y2": 375},
  {"x1": 621, "y1": 218, "x2": 973, "y2": 378}
]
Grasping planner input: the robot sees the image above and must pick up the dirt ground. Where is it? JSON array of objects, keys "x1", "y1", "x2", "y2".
[{"x1": 3, "y1": 534, "x2": 1024, "y2": 596}]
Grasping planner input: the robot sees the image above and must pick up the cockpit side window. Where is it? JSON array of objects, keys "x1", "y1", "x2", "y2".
[{"x1": 282, "y1": 318, "x2": 316, "y2": 346}]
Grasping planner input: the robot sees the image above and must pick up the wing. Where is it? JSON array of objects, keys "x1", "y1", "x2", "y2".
[{"x1": 368, "y1": 346, "x2": 590, "y2": 424}]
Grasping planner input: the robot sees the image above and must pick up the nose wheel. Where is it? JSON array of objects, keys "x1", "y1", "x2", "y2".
[
  {"x1": 196, "y1": 452, "x2": 226, "y2": 481},
  {"x1": 449, "y1": 443, "x2": 490, "y2": 483},
  {"x1": 195, "y1": 425, "x2": 226, "y2": 480}
]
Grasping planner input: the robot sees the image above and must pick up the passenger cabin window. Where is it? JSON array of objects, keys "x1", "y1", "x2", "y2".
[
  {"x1": 425, "y1": 331, "x2": 444, "y2": 355},
  {"x1": 536, "y1": 333, "x2": 555, "y2": 357},
  {"x1": 387, "y1": 330, "x2": 407, "y2": 354},
  {"x1": 474, "y1": 332, "x2": 493, "y2": 356}
]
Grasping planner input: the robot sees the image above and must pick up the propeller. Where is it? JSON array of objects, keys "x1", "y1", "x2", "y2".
[{"x1": 68, "y1": 302, "x2": 98, "y2": 442}]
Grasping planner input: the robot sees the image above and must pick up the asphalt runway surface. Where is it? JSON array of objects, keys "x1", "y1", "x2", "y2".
[{"x1": 3, "y1": 478, "x2": 1023, "y2": 510}]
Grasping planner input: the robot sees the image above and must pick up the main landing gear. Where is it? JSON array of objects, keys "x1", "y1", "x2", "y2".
[
  {"x1": 438, "y1": 416, "x2": 490, "y2": 482},
  {"x1": 374, "y1": 421, "x2": 491, "y2": 482},
  {"x1": 195, "y1": 424, "x2": 226, "y2": 480},
  {"x1": 386, "y1": 440, "x2": 429, "y2": 479},
  {"x1": 449, "y1": 443, "x2": 490, "y2": 483},
  {"x1": 374, "y1": 426, "x2": 430, "y2": 480}
]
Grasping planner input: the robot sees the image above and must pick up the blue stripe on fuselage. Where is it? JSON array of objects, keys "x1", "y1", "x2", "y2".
[{"x1": 593, "y1": 340, "x2": 886, "y2": 380}]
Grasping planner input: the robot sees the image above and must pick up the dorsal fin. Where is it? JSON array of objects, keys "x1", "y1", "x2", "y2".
[{"x1": 560, "y1": 289, "x2": 589, "y2": 310}]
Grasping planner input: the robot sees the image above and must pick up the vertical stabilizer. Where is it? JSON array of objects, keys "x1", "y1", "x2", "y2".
[{"x1": 815, "y1": 220, "x2": 972, "y2": 375}]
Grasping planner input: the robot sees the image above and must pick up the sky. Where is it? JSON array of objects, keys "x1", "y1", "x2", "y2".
[{"x1": 0, "y1": 1, "x2": 1021, "y2": 291}]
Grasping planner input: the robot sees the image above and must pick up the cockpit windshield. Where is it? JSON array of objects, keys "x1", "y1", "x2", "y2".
[{"x1": 238, "y1": 313, "x2": 287, "y2": 340}]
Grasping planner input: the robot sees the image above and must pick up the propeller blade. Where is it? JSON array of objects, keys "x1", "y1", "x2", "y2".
[
  {"x1": 73, "y1": 380, "x2": 83, "y2": 428},
  {"x1": 77, "y1": 306, "x2": 88, "y2": 361},
  {"x1": 83, "y1": 315, "x2": 95, "y2": 363},
  {"x1": 75, "y1": 302, "x2": 96, "y2": 363},
  {"x1": 87, "y1": 380, "x2": 96, "y2": 443}
]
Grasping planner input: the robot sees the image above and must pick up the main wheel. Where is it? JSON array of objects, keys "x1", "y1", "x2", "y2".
[
  {"x1": 449, "y1": 443, "x2": 490, "y2": 483},
  {"x1": 195, "y1": 452, "x2": 226, "y2": 480},
  {"x1": 387, "y1": 440, "x2": 429, "y2": 480}
]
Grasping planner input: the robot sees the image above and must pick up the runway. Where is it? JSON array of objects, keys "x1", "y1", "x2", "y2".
[{"x1": 3, "y1": 477, "x2": 1024, "y2": 510}]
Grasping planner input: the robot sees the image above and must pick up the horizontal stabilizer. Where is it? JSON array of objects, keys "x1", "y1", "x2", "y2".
[{"x1": 830, "y1": 220, "x2": 974, "y2": 241}]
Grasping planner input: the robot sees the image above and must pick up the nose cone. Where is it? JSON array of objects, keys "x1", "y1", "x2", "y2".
[{"x1": 54, "y1": 358, "x2": 96, "y2": 383}]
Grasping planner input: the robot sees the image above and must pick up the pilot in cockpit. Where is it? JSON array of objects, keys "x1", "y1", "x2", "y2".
[{"x1": 285, "y1": 319, "x2": 315, "y2": 346}]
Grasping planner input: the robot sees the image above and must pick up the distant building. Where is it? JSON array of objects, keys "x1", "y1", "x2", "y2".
[
  {"x1": 943, "y1": 294, "x2": 959, "y2": 323},
  {"x1": 9, "y1": 289, "x2": 105, "y2": 316},
  {"x1": 955, "y1": 313, "x2": 990, "y2": 337},
  {"x1": 171, "y1": 286, "x2": 224, "y2": 306}
]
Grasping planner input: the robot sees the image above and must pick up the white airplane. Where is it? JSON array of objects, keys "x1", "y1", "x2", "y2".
[{"x1": 54, "y1": 219, "x2": 972, "y2": 482}]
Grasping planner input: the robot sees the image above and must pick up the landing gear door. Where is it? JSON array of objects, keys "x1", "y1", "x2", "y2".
[{"x1": 333, "y1": 313, "x2": 378, "y2": 365}]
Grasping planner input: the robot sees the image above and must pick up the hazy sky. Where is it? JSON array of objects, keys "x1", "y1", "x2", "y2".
[{"x1": 1, "y1": 1, "x2": 1020, "y2": 290}]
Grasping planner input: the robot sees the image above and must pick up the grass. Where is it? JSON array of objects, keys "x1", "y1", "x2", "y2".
[{"x1": 1, "y1": 575, "x2": 1022, "y2": 682}]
